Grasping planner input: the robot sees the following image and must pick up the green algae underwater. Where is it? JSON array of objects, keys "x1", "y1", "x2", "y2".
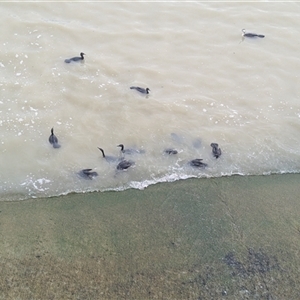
[{"x1": 0, "y1": 174, "x2": 300, "y2": 299}]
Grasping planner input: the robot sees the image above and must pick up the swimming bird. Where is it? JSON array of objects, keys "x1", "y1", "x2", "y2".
[
  {"x1": 78, "y1": 169, "x2": 98, "y2": 180},
  {"x1": 117, "y1": 144, "x2": 145, "y2": 155},
  {"x1": 211, "y1": 143, "x2": 222, "y2": 159},
  {"x1": 130, "y1": 86, "x2": 150, "y2": 94},
  {"x1": 189, "y1": 159, "x2": 207, "y2": 168},
  {"x1": 242, "y1": 29, "x2": 265, "y2": 38},
  {"x1": 64, "y1": 52, "x2": 85, "y2": 63},
  {"x1": 164, "y1": 148, "x2": 178, "y2": 155},
  {"x1": 48, "y1": 128, "x2": 61, "y2": 148},
  {"x1": 116, "y1": 159, "x2": 135, "y2": 171},
  {"x1": 98, "y1": 147, "x2": 121, "y2": 163}
]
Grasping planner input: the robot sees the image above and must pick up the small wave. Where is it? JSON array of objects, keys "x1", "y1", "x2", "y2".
[{"x1": 2, "y1": 168, "x2": 300, "y2": 202}]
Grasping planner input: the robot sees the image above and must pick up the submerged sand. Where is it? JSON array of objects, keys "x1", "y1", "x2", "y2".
[{"x1": 1, "y1": 174, "x2": 300, "y2": 299}]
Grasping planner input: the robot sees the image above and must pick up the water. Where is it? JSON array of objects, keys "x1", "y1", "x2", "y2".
[{"x1": 1, "y1": 2, "x2": 300, "y2": 201}]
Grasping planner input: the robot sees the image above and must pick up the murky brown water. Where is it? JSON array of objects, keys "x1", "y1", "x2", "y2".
[{"x1": 1, "y1": 2, "x2": 300, "y2": 200}]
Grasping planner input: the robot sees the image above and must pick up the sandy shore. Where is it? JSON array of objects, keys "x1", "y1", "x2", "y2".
[{"x1": 1, "y1": 174, "x2": 300, "y2": 299}]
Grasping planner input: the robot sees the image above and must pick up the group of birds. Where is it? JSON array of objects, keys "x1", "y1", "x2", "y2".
[
  {"x1": 49, "y1": 128, "x2": 222, "y2": 180},
  {"x1": 64, "y1": 53, "x2": 151, "y2": 95},
  {"x1": 57, "y1": 29, "x2": 265, "y2": 179}
]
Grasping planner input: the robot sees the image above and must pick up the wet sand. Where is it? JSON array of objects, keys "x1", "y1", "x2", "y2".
[{"x1": 1, "y1": 174, "x2": 300, "y2": 299}]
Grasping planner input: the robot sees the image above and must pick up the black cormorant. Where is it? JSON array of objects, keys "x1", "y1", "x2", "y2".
[
  {"x1": 242, "y1": 29, "x2": 265, "y2": 38},
  {"x1": 64, "y1": 52, "x2": 85, "y2": 63},
  {"x1": 78, "y1": 169, "x2": 98, "y2": 180},
  {"x1": 211, "y1": 143, "x2": 222, "y2": 159},
  {"x1": 117, "y1": 144, "x2": 145, "y2": 154},
  {"x1": 189, "y1": 159, "x2": 207, "y2": 168},
  {"x1": 130, "y1": 86, "x2": 150, "y2": 94},
  {"x1": 164, "y1": 148, "x2": 178, "y2": 155},
  {"x1": 48, "y1": 128, "x2": 61, "y2": 148},
  {"x1": 116, "y1": 159, "x2": 135, "y2": 170}
]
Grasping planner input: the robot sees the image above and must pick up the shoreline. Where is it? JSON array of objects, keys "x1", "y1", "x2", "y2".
[{"x1": 1, "y1": 174, "x2": 300, "y2": 299}]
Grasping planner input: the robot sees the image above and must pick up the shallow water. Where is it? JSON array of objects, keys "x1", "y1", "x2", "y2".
[
  {"x1": 1, "y1": 174, "x2": 300, "y2": 299},
  {"x1": 1, "y1": 2, "x2": 300, "y2": 201}
]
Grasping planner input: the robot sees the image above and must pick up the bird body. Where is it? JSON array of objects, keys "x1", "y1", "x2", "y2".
[
  {"x1": 164, "y1": 148, "x2": 178, "y2": 155},
  {"x1": 49, "y1": 128, "x2": 61, "y2": 148},
  {"x1": 242, "y1": 29, "x2": 265, "y2": 38},
  {"x1": 130, "y1": 86, "x2": 150, "y2": 94},
  {"x1": 78, "y1": 169, "x2": 98, "y2": 180},
  {"x1": 65, "y1": 52, "x2": 85, "y2": 63},
  {"x1": 189, "y1": 159, "x2": 207, "y2": 168},
  {"x1": 116, "y1": 159, "x2": 135, "y2": 170},
  {"x1": 117, "y1": 144, "x2": 145, "y2": 155},
  {"x1": 211, "y1": 143, "x2": 222, "y2": 159}
]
